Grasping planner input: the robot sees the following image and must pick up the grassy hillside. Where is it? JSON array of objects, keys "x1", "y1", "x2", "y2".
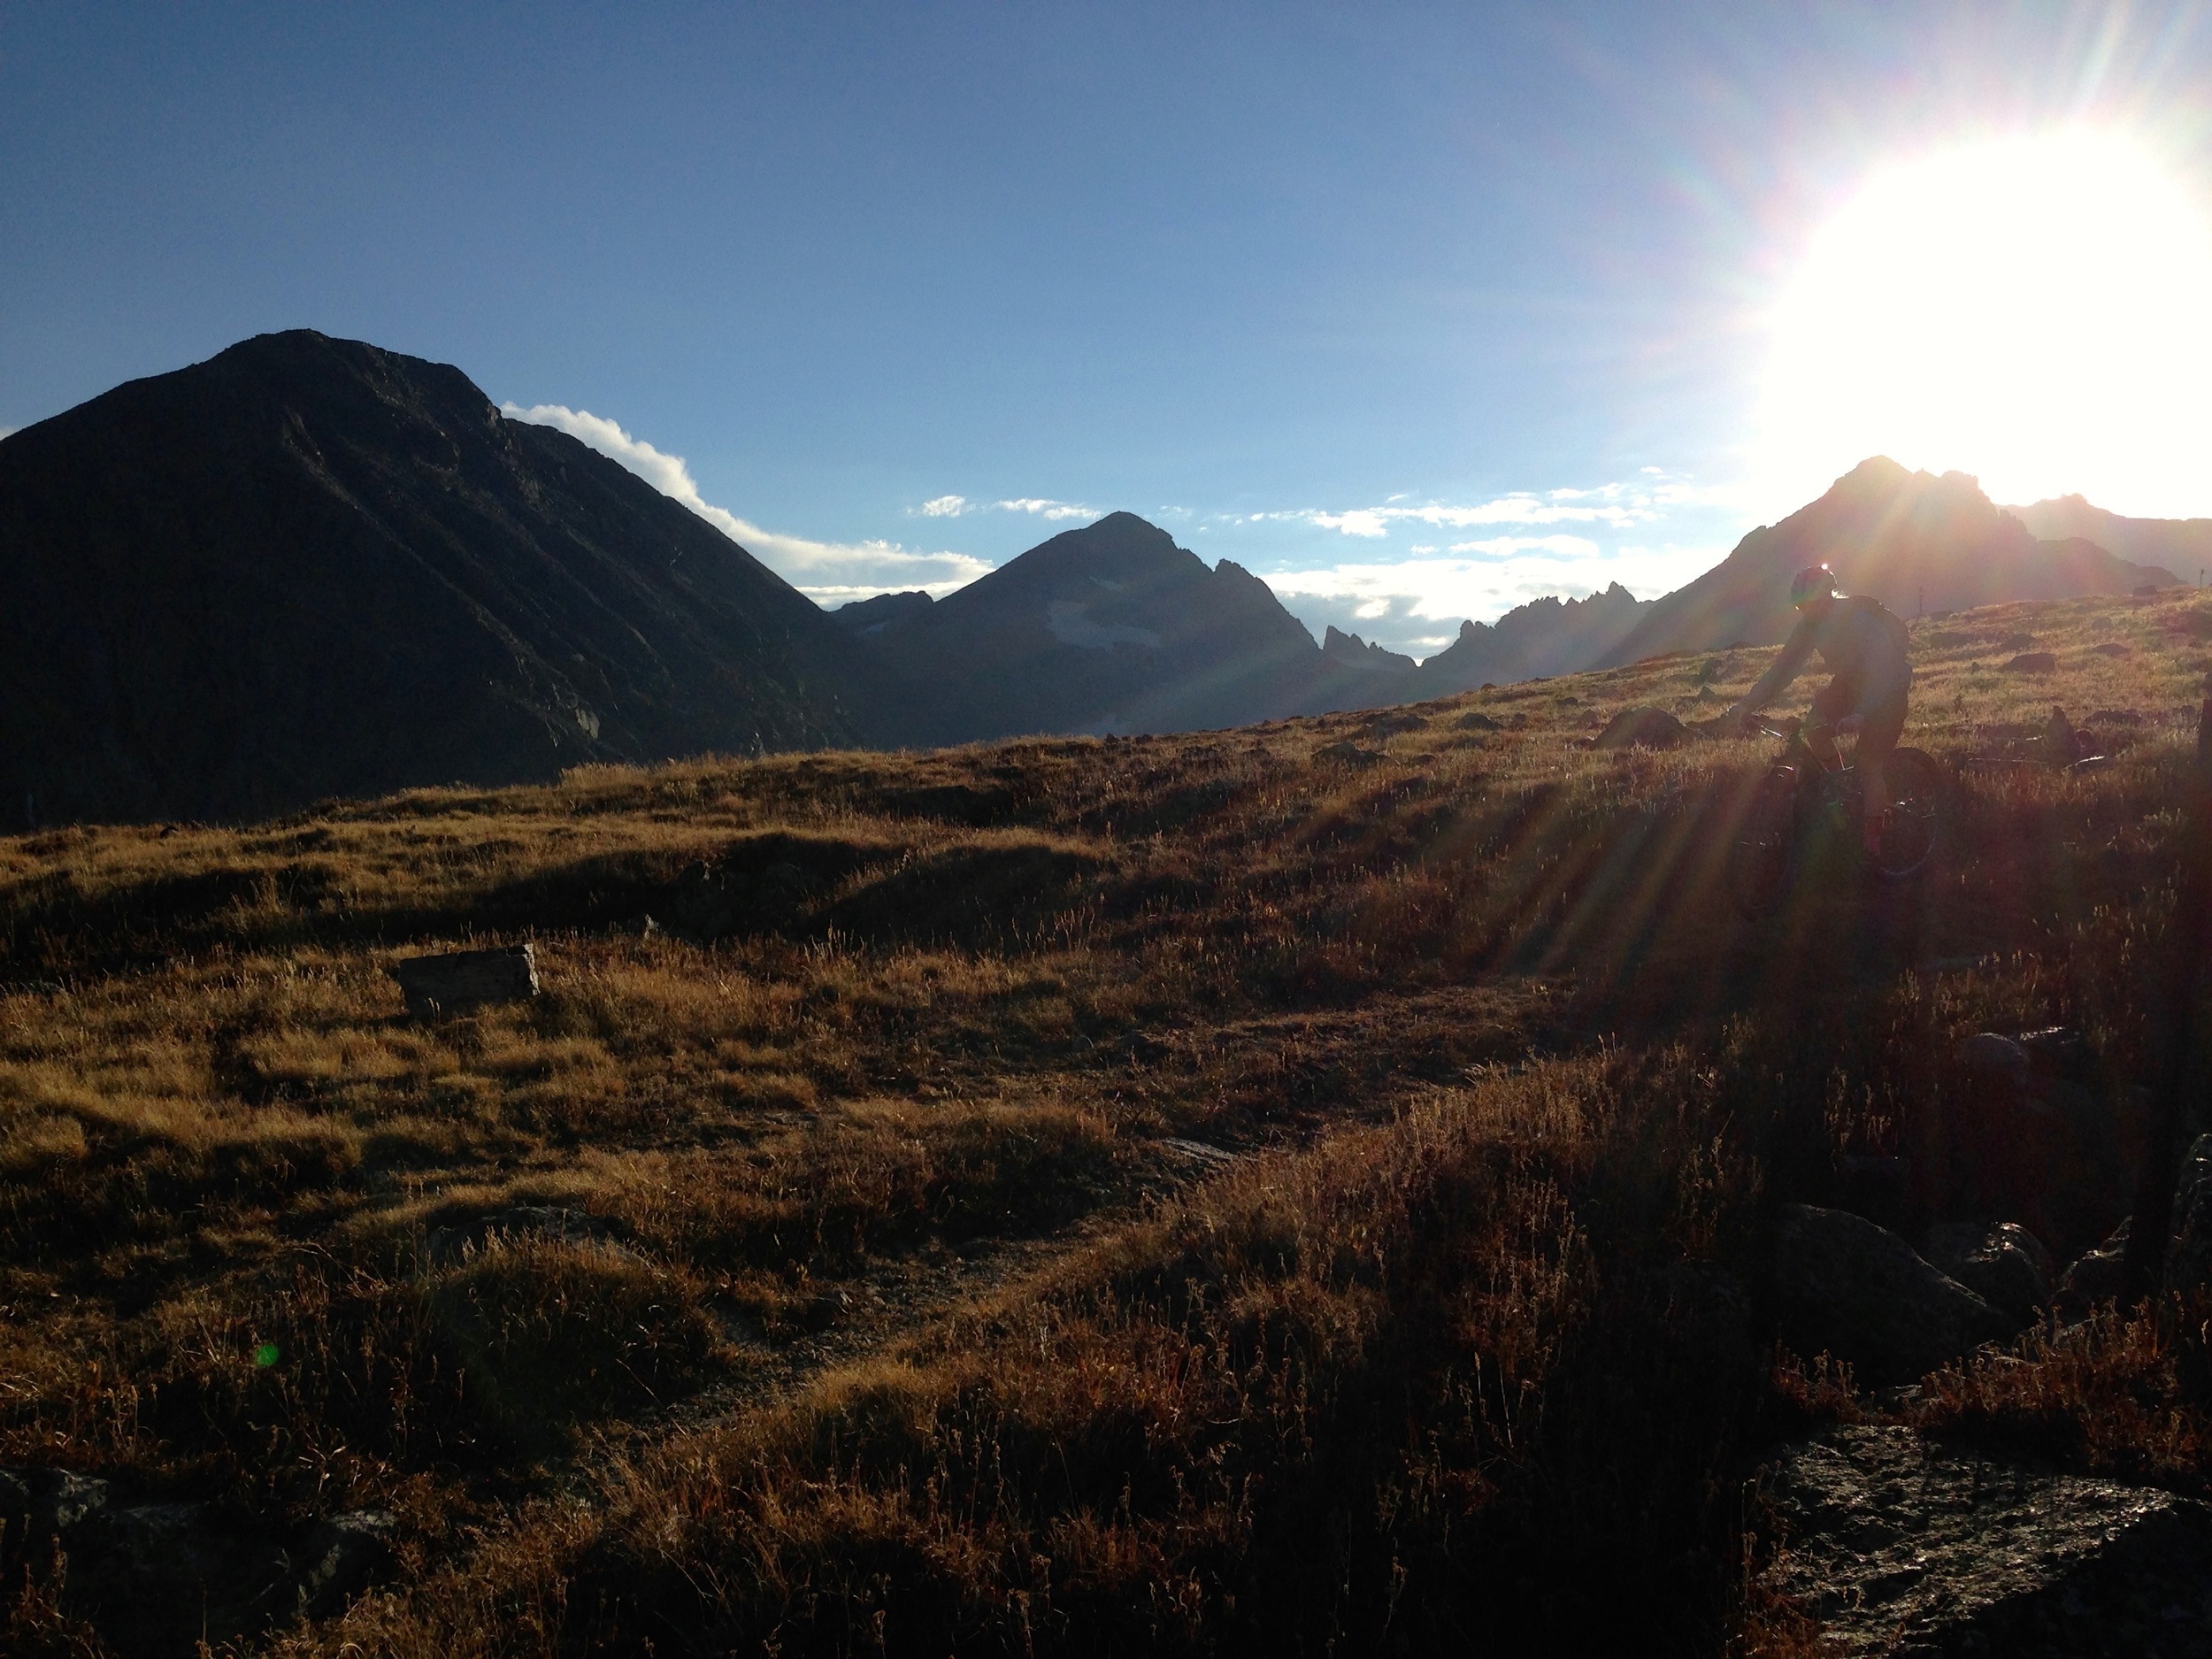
[{"x1": 6, "y1": 588, "x2": 2212, "y2": 1655}]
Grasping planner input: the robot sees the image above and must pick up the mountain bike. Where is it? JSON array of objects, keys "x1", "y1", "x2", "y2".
[{"x1": 1726, "y1": 716, "x2": 1944, "y2": 918}]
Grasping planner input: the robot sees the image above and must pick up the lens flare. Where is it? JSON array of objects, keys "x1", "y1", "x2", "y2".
[{"x1": 1755, "y1": 133, "x2": 2212, "y2": 518}]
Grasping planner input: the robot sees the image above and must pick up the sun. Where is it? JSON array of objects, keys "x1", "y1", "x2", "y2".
[{"x1": 1755, "y1": 133, "x2": 2212, "y2": 518}]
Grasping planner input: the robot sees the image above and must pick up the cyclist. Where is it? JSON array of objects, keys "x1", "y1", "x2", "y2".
[{"x1": 1725, "y1": 565, "x2": 1912, "y2": 854}]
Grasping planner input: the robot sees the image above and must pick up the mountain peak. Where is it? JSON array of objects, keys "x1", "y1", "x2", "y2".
[
  {"x1": 0, "y1": 331, "x2": 857, "y2": 823},
  {"x1": 1599, "y1": 458, "x2": 2174, "y2": 666}
]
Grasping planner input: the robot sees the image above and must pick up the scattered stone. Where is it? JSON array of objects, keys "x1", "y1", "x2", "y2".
[
  {"x1": 2054, "y1": 1219, "x2": 2132, "y2": 1320},
  {"x1": 0, "y1": 1465, "x2": 110, "y2": 1537},
  {"x1": 296, "y1": 1509, "x2": 398, "y2": 1619},
  {"x1": 1770, "y1": 1203, "x2": 2016, "y2": 1385},
  {"x1": 1454, "y1": 711, "x2": 1502, "y2": 732},
  {"x1": 1312, "y1": 740, "x2": 1383, "y2": 767},
  {"x1": 1924, "y1": 1221, "x2": 2055, "y2": 1324},
  {"x1": 2005, "y1": 650, "x2": 2060, "y2": 673},
  {"x1": 388, "y1": 943, "x2": 539, "y2": 1018},
  {"x1": 2092, "y1": 641, "x2": 2131, "y2": 657},
  {"x1": 1592, "y1": 706, "x2": 1687, "y2": 750},
  {"x1": 1365, "y1": 711, "x2": 1425, "y2": 735},
  {"x1": 1157, "y1": 1137, "x2": 1243, "y2": 1171},
  {"x1": 1758, "y1": 1423, "x2": 2212, "y2": 1656}
]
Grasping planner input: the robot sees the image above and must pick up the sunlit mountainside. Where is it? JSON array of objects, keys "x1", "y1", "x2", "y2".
[
  {"x1": 1, "y1": 333, "x2": 2200, "y2": 833},
  {"x1": 7, "y1": 575, "x2": 2212, "y2": 1652}
]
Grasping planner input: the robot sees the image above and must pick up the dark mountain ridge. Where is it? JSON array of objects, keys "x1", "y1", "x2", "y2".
[
  {"x1": 2005, "y1": 495, "x2": 2212, "y2": 585},
  {"x1": 848, "y1": 512, "x2": 1403, "y2": 745},
  {"x1": 0, "y1": 331, "x2": 863, "y2": 825},
  {"x1": 1412, "y1": 582, "x2": 1649, "y2": 694},
  {"x1": 1599, "y1": 458, "x2": 2176, "y2": 666},
  {"x1": 8, "y1": 333, "x2": 2206, "y2": 828}
]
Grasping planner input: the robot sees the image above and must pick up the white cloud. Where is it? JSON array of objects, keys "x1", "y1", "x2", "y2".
[
  {"x1": 502, "y1": 403, "x2": 992, "y2": 601},
  {"x1": 1261, "y1": 537, "x2": 1724, "y2": 658},
  {"x1": 1235, "y1": 472, "x2": 1747, "y2": 539},
  {"x1": 994, "y1": 497, "x2": 1099, "y2": 520},
  {"x1": 906, "y1": 494, "x2": 1101, "y2": 523}
]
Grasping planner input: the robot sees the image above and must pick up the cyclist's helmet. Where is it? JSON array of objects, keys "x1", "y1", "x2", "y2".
[{"x1": 1789, "y1": 564, "x2": 1837, "y2": 607}]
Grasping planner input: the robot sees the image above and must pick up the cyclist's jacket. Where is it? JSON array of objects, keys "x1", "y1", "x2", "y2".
[{"x1": 1743, "y1": 594, "x2": 1911, "y2": 714}]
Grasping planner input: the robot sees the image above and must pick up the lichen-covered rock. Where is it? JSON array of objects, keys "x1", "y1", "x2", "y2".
[
  {"x1": 1770, "y1": 1203, "x2": 2016, "y2": 1385},
  {"x1": 1924, "y1": 1220, "x2": 2055, "y2": 1324},
  {"x1": 1759, "y1": 1425, "x2": 2212, "y2": 1655}
]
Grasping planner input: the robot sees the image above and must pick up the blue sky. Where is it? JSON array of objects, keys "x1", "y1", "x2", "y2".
[{"x1": 5, "y1": 3, "x2": 2210, "y2": 657}]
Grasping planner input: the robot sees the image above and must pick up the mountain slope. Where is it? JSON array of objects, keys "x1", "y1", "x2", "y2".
[
  {"x1": 1412, "y1": 582, "x2": 1649, "y2": 694},
  {"x1": 0, "y1": 331, "x2": 862, "y2": 825},
  {"x1": 2006, "y1": 495, "x2": 2212, "y2": 584},
  {"x1": 855, "y1": 512, "x2": 1400, "y2": 744},
  {"x1": 1599, "y1": 458, "x2": 2177, "y2": 667}
]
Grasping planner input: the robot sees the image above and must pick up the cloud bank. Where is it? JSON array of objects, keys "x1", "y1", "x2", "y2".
[
  {"x1": 502, "y1": 403, "x2": 991, "y2": 602},
  {"x1": 1261, "y1": 538, "x2": 1722, "y2": 658},
  {"x1": 909, "y1": 494, "x2": 1100, "y2": 522},
  {"x1": 1238, "y1": 476, "x2": 1740, "y2": 539}
]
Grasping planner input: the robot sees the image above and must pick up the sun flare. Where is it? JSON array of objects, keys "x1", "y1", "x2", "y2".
[{"x1": 1756, "y1": 134, "x2": 2212, "y2": 518}]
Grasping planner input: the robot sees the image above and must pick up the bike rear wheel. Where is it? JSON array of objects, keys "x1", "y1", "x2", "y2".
[
  {"x1": 1727, "y1": 765, "x2": 1797, "y2": 918},
  {"x1": 1870, "y1": 747, "x2": 1942, "y2": 879}
]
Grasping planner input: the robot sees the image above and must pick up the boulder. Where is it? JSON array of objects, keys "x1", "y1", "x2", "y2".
[
  {"x1": 388, "y1": 944, "x2": 539, "y2": 1018},
  {"x1": 2005, "y1": 650, "x2": 2059, "y2": 672},
  {"x1": 0, "y1": 1465, "x2": 110, "y2": 1538},
  {"x1": 1759, "y1": 1424, "x2": 2212, "y2": 1655},
  {"x1": 1592, "y1": 706, "x2": 1686, "y2": 749},
  {"x1": 2165, "y1": 1133, "x2": 2212, "y2": 1295},
  {"x1": 2054, "y1": 1220, "x2": 2133, "y2": 1320},
  {"x1": 1923, "y1": 1221, "x2": 2055, "y2": 1324},
  {"x1": 64, "y1": 1500, "x2": 295, "y2": 1655},
  {"x1": 296, "y1": 1509, "x2": 398, "y2": 1618},
  {"x1": 1954, "y1": 1031, "x2": 2030, "y2": 1080},
  {"x1": 1770, "y1": 1203, "x2": 2016, "y2": 1385},
  {"x1": 1453, "y1": 710, "x2": 1502, "y2": 732},
  {"x1": 1311, "y1": 740, "x2": 1383, "y2": 767},
  {"x1": 1929, "y1": 1029, "x2": 2141, "y2": 1262}
]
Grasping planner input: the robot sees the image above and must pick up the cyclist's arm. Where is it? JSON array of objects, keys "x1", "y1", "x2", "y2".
[{"x1": 1731, "y1": 618, "x2": 1817, "y2": 718}]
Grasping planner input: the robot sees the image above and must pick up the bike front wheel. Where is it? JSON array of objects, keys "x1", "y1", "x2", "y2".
[
  {"x1": 1727, "y1": 765, "x2": 1797, "y2": 918},
  {"x1": 1870, "y1": 747, "x2": 1943, "y2": 879}
]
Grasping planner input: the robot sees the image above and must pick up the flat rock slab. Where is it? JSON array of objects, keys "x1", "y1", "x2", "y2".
[
  {"x1": 1760, "y1": 1425, "x2": 2212, "y2": 1655},
  {"x1": 1771, "y1": 1204, "x2": 2017, "y2": 1386},
  {"x1": 389, "y1": 943, "x2": 539, "y2": 1018}
]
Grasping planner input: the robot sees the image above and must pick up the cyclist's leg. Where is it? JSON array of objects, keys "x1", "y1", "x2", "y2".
[
  {"x1": 1806, "y1": 679, "x2": 1853, "y2": 769},
  {"x1": 1855, "y1": 689, "x2": 1907, "y2": 852}
]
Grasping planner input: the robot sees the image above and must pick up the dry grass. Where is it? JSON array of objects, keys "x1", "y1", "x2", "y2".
[{"x1": 4, "y1": 588, "x2": 2212, "y2": 1653}]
